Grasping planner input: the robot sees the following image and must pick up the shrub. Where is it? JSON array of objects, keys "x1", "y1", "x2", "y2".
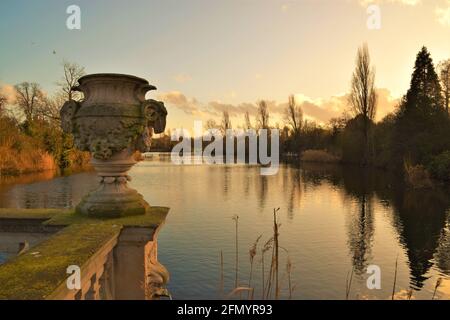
[
  {"x1": 404, "y1": 161, "x2": 433, "y2": 189},
  {"x1": 428, "y1": 151, "x2": 450, "y2": 181}
]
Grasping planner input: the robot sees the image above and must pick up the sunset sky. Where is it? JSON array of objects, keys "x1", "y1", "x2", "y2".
[{"x1": 1, "y1": 0, "x2": 449, "y2": 130}]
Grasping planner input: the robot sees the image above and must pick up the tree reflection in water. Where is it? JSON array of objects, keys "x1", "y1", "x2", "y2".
[{"x1": 298, "y1": 162, "x2": 450, "y2": 289}]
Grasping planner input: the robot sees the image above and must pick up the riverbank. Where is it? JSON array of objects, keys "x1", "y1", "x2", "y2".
[
  {"x1": 0, "y1": 148, "x2": 91, "y2": 177},
  {"x1": 284, "y1": 149, "x2": 449, "y2": 189},
  {"x1": 0, "y1": 115, "x2": 91, "y2": 177}
]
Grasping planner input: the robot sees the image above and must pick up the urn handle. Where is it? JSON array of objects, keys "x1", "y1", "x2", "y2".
[
  {"x1": 136, "y1": 84, "x2": 157, "y2": 102},
  {"x1": 60, "y1": 100, "x2": 80, "y2": 134},
  {"x1": 141, "y1": 99, "x2": 168, "y2": 134}
]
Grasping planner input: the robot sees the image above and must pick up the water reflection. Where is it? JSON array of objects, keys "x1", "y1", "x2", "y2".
[
  {"x1": 1, "y1": 157, "x2": 450, "y2": 299},
  {"x1": 0, "y1": 171, "x2": 97, "y2": 209},
  {"x1": 298, "y1": 162, "x2": 450, "y2": 290},
  {"x1": 390, "y1": 189, "x2": 450, "y2": 288}
]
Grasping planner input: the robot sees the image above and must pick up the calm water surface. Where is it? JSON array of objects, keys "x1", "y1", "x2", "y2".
[{"x1": 1, "y1": 154, "x2": 449, "y2": 300}]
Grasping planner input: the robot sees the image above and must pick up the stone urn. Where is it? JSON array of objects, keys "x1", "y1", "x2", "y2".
[{"x1": 60, "y1": 73, "x2": 167, "y2": 218}]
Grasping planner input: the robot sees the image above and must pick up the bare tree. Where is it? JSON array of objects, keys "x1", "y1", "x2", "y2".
[
  {"x1": 14, "y1": 82, "x2": 45, "y2": 122},
  {"x1": 348, "y1": 44, "x2": 378, "y2": 164},
  {"x1": 0, "y1": 91, "x2": 7, "y2": 116},
  {"x1": 57, "y1": 61, "x2": 85, "y2": 101},
  {"x1": 221, "y1": 110, "x2": 232, "y2": 134},
  {"x1": 205, "y1": 119, "x2": 218, "y2": 130},
  {"x1": 285, "y1": 95, "x2": 303, "y2": 135},
  {"x1": 438, "y1": 59, "x2": 450, "y2": 116},
  {"x1": 257, "y1": 100, "x2": 270, "y2": 130},
  {"x1": 41, "y1": 94, "x2": 66, "y2": 121},
  {"x1": 244, "y1": 111, "x2": 252, "y2": 130}
]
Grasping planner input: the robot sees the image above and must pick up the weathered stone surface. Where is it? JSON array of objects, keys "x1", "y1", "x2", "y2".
[
  {"x1": 0, "y1": 207, "x2": 169, "y2": 300},
  {"x1": 60, "y1": 74, "x2": 167, "y2": 218}
]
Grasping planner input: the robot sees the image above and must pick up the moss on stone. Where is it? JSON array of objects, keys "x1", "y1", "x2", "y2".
[
  {"x1": 0, "y1": 208, "x2": 71, "y2": 220},
  {"x1": 45, "y1": 206, "x2": 169, "y2": 228},
  {"x1": 0, "y1": 224, "x2": 121, "y2": 300},
  {"x1": 0, "y1": 206, "x2": 169, "y2": 299}
]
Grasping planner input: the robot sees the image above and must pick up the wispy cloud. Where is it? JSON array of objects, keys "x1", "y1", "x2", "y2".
[
  {"x1": 158, "y1": 88, "x2": 400, "y2": 126},
  {"x1": 294, "y1": 88, "x2": 399, "y2": 123},
  {"x1": 0, "y1": 83, "x2": 16, "y2": 103},
  {"x1": 436, "y1": 1, "x2": 450, "y2": 27},
  {"x1": 157, "y1": 91, "x2": 202, "y2": 115}
]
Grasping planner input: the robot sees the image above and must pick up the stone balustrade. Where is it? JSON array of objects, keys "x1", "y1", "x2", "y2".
[{"x1": 0, "y1": 207, "x2": 169, "y2": 300}]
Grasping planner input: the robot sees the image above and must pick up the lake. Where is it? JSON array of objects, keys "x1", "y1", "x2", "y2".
[{"x1": 1, "y1": 154, "x2": 449, "y2": 300}]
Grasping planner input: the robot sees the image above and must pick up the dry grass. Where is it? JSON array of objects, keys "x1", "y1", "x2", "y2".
[
  {"x1": 232, "y1": 215, "x2": 239, "y2": 290},
  {"x1": 0, "y1": 144, "x2": 56, "y2": 175},
  {"x1": 432, "y1": 278, "x2": 443, "y2": 300},
  {"x1": 248, "y1": 235, "x2": 262, "y2": 299},
  {"x1": 300, "y1": 149, "x2": 341, "y2": 163},
  {"x1": 404, "y1": 161, "x2": 433, "y2": 189},
  {"x1": 261, "y1": 236, "x2": 273, "y2": 299},
  {"x1": 345, "y1": 267, "x2": 354, "y2": 300},
  {"x1": 0, "y1": 118, "x2": 56, "y2": 175},
  {"x1": 219, "y1": 208, "x2": 294, "y2": 300},
  {"x1": 392, "y1": 255, "x2": 398, "y2": 300}
]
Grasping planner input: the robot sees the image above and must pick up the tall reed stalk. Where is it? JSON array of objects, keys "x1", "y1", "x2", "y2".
[
  {"x1": 264, "y1": 208, "x2": 280, "y2": 300},
  {"x1": 432, "y1": 278, "x2": 442, "y2": 300},
  {"x1": 392, "y1": 255, "x2": 398, "y2": 300},
  {"x1": 261, "y1": 237, "x2": 273, "y2": 299},
  {"x1": 232, "y1": 215, "x2": 239, "y2": 289},
  {"x1": 265, "y1": 246, "x2": 275, "y2": 299},
  {"x1": 407, "y1": 288, "x2": 413, "y2": 300},
  {"x1": 286, "y1": 255, "x2": 293, "y2": 299},
  {"x1": 345, "y1": 267, "x2": 354, "y2": 300},
  {"x1": 273, "y1": 208, "x2": 280, "y2": 300},
  {"x1": 219, "y1": 250, "x2": 224, "y2": 298},
  {"x1": 248, "y1": 235, "x2": 262, "y2": 299}
]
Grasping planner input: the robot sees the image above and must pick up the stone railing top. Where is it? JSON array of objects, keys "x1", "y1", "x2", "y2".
[{"x1": 0, "y1": 207, "x2": 169, "y2": 299}]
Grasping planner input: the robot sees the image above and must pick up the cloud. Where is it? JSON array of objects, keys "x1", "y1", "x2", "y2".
[
  {"x1": 293, "y1": 94, "x2": 347, "y2": 123},
  {"x1": 157, "y1": 91, "x2": 202, "y2": 115},
  {"x1": 436, "y1": 1, "x2": 450, "y2": 27},
  {"x1": 292, "y1": 89, "x2": 398, "y2": 123},
  {"x1": 158, "y1": 88, "x2": 400, "y2": 127},
  {"x1": 375, "y1": 88, "x2": 401, "y2": 120},
  {"x1": 0, "y1": 83, "x2": 16, "y2": 103},
  {"x1": 173, "y1": 73, "x2": 192, "y2": 83}
]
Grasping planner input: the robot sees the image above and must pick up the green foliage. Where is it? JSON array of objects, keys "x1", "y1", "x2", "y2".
[
  {"x1": 280, "y1": 47, "x2": 449, "y2": 181},
  {"x1": 392, "y1": 47, "x2": 449, "y2": 172}
]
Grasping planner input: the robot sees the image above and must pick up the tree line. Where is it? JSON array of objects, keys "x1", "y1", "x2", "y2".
[
  {"x1": 0, "y1": 62, "x2": 89, "y2": 175},
  {"x1": 284, "y1": 45, "x2": 450, "y2": 183},
  {"x1": 2, "y1": 47, "x2": 449, "y2": 183},
  {"x1": 154, "y1": 45, "x2": 450, "y2": 183}
]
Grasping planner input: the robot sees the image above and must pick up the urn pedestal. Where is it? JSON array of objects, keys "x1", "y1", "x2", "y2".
[{"x1": 60, "y1": 74, "x2": 167, "y2": 218}]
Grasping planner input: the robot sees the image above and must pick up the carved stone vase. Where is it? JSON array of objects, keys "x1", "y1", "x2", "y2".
[{"x1": 60, "y1": 74, "x2": 167, "y2": 218}]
